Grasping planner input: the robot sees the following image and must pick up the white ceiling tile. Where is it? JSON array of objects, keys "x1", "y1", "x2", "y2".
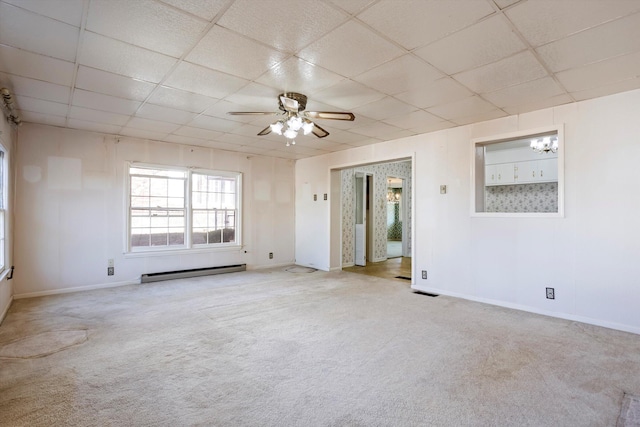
[
  {"x1": 0, "y1": 2, "x2": 80, "y2": 62},
  {"x1": 556, "y1": 51, "x2": 640, "y2": 93},
  {"x1": 156, "y1": 0, "x2": 230, "y2": 21},
  {"x1": 536, "y1": 13, "x2": 640, "y2": 73},
  {"x1": 135, "y1": 103, "x2": 198, "y2": 125},
  {"x1": 324, "y1": 129, "x2": 376, "y2": 145},
  {"x1": 69, "y1": 106, "x2": 130, "y2": 126},
  {"x1": 16, "y1": 96, "x2": 68, "y2": 116},
  {"x1": 229, "y1": 123, "x2": 270, "y2": 138},
  {"x1": 352, "y1": 97, "x2": 418, "y2": 121},
  {"x1": 206, "y1": 140, "x2": 248, "y2": 151},
  {"x1": 20, "y1": 111, "x2": 67, "y2": 127},
  {"x1": 427, "y1": 95, "x2": 500, "y2": 121},
  {"x1": 395, "y1": 77, "x2": 473, "y2": 109},
  {"x1": 414, "y1": 15, "x2": 526, "y2": 75},
  {"x1": 223, "y1": 83, "x2": 282, "y2": 111},
  {"x1": 493, "y1": 0, "x2": 520, "y2": 9},
  {"x1": 357, "y1": 0, "x2": 495, "y2": 50},
  {"x1": 353, "y1": 54, "x2": 444, "y2": 95},
  {"x1": 350, "y1": 121, "x2": 413, "y2": 139},
  {"x1": 453, "y1": 51, "x2": 548, "y2": 94},
  {"x1": 570, "y1": 77, "x2": 640, "y2": 102},
  {"x1": 217, "y1": 0, "x2": 347, "y2": 53},
  {"x1": 503, "y1": 94, "x2": 574, "y2": 115},
  {"x1": 233, "y1": 145, "x2": 272, "y2": 156},
  {"x1": 451, "y1": 109, "x2": 508, "y2": 126},
  {"x1": 0, "y1": 73, "x2": 70, "y2": 104},
  {"x1": 312, "y1": 80, "x2": 386, "y2": 110},
  {"x1": 0, "y1": 44, "x2": 75, "y2": 86},
  {"x1": 72, "y1": 89, "x2": 142, "y2": 115},
  {"x1": 79, "y1": 32, "x2": 178, "y2": 83},
  {"x1": 67, "y1": 118, "x2": 122, "y2": 134},
  {"x1": 325, "y1": 0, "x2": 375, "y2": 15},
  {"x1": 214, "y1": 133, "x2": 264, "y2": 146},
  {"x1": 299, "y1": 20, "x2": 404, "y2": 77},
  {"x1": 190, "y1": 115, "x2": 243, "y2": 133},
  {"x1": 146, "y1": 86, "x2": 219, "y2": 113},
  {"x1": 506, "y1": 0, "x2": 640, "y2": 47},
  {"x1": 482, "y1": 77, "x2": 566, "y2": 109},
  {"x1": 382, "y1": 110, "x2": 449, "y2": 134},
  {"x1": 163, "y1": 62, "x2": 249, "y2": 99},
  {"x1": 2, "y1": 0, "x2": 84, "y2": 27},
  {"x1": 119, "y1": 127, "x2": 170, "y2": 141},
  {"x1": 186, "y1": 26, "x2": 288, "y2": 80},
  {"x1": 75, "y1": 66, "x2": 157, "y2": 101},
  {"x1": 256, "y1": 57, "x2": 346, "y2": 95},
  {"x1": 173, "y1": 126, "x2": 224, "y2": 140},
  {"x1": 87, "y1": 0, "x2": 208, "y2": 58},
  {"x1": 126, "y1": 117, "x2": 181, "y2": 134}
]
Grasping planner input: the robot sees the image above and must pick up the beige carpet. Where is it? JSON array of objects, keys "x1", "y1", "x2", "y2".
[{"x1": 1, "y1": 267, "x2": 640, "y2": 426}]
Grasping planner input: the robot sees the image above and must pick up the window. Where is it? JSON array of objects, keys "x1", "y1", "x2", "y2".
[
  {"x1": 471, "y1": 126, "x2": 564, "y2": 217},
  {"x1": 127, "y1": 164, "x2": 241, "y2": 252}
]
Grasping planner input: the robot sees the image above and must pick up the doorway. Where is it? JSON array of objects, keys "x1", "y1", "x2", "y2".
[{"x1": 354, "y1": 172, "x2": 374, "y2": 266}]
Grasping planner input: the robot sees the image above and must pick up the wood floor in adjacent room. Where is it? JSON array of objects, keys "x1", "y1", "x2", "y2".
[{"x1": 343, "y1": 256, "x2": 412, "y2": 282}]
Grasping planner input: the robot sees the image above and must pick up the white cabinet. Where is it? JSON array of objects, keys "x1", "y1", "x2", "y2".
[
  {"x1": 537, "y1": 158, "x2": 557, "y2": 182},
  {"x1": 485, "y1": 164, "x2": 496, "y2": 185},
  {"x1": 496, "y1": 163, "x2": 515, "y2": 185},
  {"x1": 514, "y1": 158, "x2": 558, "y2": 184}
]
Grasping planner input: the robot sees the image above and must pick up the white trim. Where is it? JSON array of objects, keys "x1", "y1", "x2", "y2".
[
  {"x1": 14, "y1": 280, "x2": 139, "y2": 299},
  {"x1": 0, "y1": 294, "x2": 12, "y2": 324},
  {"x1": 342, "y1": 262, "x2": 355, "y2": 268},
  {"x1": 411, "y1": 284, "x2": 640, "y2": 336},
  {"x1": 249, "y1": 262, "x2": 296, "y2": 270},
  {"x1": 124, "y1": 244, "x2": 243, "y2": 258}
]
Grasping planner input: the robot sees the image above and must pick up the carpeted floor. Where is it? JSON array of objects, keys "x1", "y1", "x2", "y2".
[{"x1": 1, "y1": 267, "x2": 640, "y2": 426}]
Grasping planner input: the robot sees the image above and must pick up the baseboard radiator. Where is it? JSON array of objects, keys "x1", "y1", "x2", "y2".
[{"x1": 141, "y1": 264, "x2": 246, "y2": 283}]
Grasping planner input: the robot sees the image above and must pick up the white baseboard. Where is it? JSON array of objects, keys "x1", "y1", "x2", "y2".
[
  {"x1": 0, "y1": 295, "x2": 13, "y2": 324},
  {"x1": 342, "y1": 262, "x2": 354, "y2": 268},
  {"x1": 14, "y1": 280, "x2": 139, "y2": 299},
  {"x1": 411, "y1": 284, "x2": 640, "y2": 336},
  {"x1": 249, "y1": 262, "x2": 296, "y2": 271}
]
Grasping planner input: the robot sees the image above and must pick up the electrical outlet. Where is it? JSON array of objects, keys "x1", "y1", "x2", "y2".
[
  {"x1": 422, "y1": 270, "x2": 427, "y2": 279},
  {"x1": 269, "y1": 252, "x2": 273, "y2": 259},
  {"x1": 323, "y1": 193, "x2": 327, "y2": 200},
  {"x1": 546, "y1": 287, "x2": 555, "y2": 299},
  {"x1": 440, "y1": 185, "x2": 447, "y2": 194},
  {"x1": 107, "y1": 267, "x2": 114, "y2": 276}
]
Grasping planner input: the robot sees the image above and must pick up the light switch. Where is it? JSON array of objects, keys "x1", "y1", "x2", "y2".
[{"x1": 440, "y1": 185, "x2": 447, "y2": 194}]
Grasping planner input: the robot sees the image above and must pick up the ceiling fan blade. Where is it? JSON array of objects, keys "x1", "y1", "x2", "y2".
[
  {"x1": 227, "y1": 111, "x2": 277, "y2": 116},
  {"x1": 304, "y1": 111, "x2": 355, "y2": 121},
  {"x1": 257, "y1": 125, "x2": 272, "y2": 136},
  {"x1": 311, "y1": 123, "x2": 329, "y2": 138}
]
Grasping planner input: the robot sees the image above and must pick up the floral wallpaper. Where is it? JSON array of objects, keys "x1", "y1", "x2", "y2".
[
  {"x1": 485, "y1": 182, "x2": 558, "y2": 213},
  {"x1": 342, "y1": 161, "x2": 412, "y2": 265}
]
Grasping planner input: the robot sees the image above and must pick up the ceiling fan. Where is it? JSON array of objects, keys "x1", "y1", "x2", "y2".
[{"x1": 227, "y1": 92, "x2": 355, "y2": 146}]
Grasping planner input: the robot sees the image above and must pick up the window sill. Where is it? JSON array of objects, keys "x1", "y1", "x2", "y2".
[{"x1": 124, "y1": 244, "x2": 244, "y2": 258}]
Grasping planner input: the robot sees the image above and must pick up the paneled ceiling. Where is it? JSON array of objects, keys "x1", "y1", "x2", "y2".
[{"x1": 1, "y1": 0, "x2": 640, "y2": 160}]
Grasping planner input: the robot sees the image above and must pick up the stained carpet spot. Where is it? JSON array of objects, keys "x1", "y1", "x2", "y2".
[
  {"x1": 285, "y1": 266, "x2": 317, "y2": 273},
  {"x1": 0, "y1": 330, "x2": 88, "y2": 359},
  {"x1": 618, "y1": 393, "x2": 640, "y2": 427}
]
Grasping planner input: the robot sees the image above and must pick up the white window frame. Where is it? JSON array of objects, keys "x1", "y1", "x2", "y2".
[{"x1": 125, "y1": 162, "x2": 242, "y2": 254}]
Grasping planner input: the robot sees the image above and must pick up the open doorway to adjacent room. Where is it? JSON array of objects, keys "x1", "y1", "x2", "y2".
[{"x1": 337, "y1": 159, "x2": 412, "y2": 283}]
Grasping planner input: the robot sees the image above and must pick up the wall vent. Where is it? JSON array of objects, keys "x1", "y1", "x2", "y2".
[{"x1": 141, "y1": 264, "x2": 246, "y2": 283}]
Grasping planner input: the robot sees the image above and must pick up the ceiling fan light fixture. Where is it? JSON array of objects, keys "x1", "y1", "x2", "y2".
[
  {"x1": 270, "y1": 121, "x2": 284, "y2": 135},
  {"x1": 530, "y1": 136, "x2": 558, "y2": 153},
  {"x1": 283, "y1": 128, "x2": 298, "y2": 139},
  {"x1": 287, "y1": 114, "x2": 303, "y2": 131},
  {"x1": 302, "y1": 120, "x2": 314, "y2": 135}
]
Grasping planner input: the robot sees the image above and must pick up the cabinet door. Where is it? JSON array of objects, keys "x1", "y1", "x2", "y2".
[
  {"x1": 538, "y1": 158, "x2": 558, "y2": 182},
  {"x1": 516, "y1": 160, "x2": 536, "y2": 184},
  {"x1": 485, "y1": 164, "x2": 497, "y2": 186},
  {"x1": 496, "y1": 163, "x2": 515, "y2": 185}
]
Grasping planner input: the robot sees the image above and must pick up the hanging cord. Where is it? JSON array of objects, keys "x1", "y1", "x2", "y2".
[{"x1": 0, "y1": 88, "x2": 22, "y2": 127}]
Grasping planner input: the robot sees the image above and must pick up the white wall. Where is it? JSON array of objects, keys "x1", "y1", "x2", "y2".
[
  {"x1": 14, "y1": 124, "x2": 295, "y2": 297},
  {"x1": 0, "y1": 117, "x2": 15, "y2": 322},
  {"x1": 296, "y1": 89, "x2": 640, "y2": 334}
]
